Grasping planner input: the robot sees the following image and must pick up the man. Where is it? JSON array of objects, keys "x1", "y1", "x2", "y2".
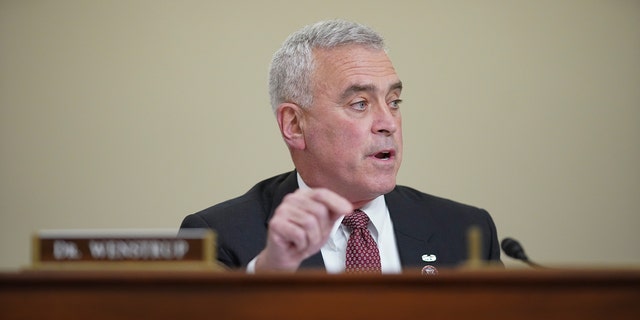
[{"x1": 180, "y1": 20, "x2": 502, "y2": 273}]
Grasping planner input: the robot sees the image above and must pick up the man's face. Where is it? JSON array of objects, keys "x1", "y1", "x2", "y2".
[{"x1": 299, "y1": 45, "x2": 403, "y2": 205}]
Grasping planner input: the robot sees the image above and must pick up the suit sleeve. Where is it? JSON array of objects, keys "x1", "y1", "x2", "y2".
[
  {"x1": 481, "y1": 209, "x2": 503, "y2": 265},
  {"x1": 180, "y1": 213, "x2": 236, "y2": 268}
]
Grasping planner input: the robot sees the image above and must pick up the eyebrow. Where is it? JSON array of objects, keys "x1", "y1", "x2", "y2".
[{"x1": 339, "y1": 81, "x2": 403, "y2": 101}]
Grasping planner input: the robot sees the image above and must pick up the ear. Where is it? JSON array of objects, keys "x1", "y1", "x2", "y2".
[{"x1": 276, "y1": 103, "x2": 306, "y2": 150}]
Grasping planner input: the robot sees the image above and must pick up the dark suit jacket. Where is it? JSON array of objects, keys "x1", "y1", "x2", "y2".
[{"x1": 180, "y1": 171, "x2": 502, "y2": 271}]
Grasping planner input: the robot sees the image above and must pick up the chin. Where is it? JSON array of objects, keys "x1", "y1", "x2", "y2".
[{"x1": 369, "y1": 177, "x2": 397, "y2": 195}]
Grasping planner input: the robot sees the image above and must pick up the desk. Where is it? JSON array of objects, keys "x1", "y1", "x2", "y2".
[{"x1": 1, "y1": 269, "x2": 639, "y2": 319}]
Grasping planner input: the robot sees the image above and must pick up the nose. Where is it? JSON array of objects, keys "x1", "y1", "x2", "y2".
[{"x1": 371, "y1": 102, "x2": 399, "y2": 136}]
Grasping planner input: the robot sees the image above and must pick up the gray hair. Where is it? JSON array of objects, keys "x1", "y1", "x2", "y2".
[{"x1": 268, "y1": 20, "x2": 386, "y2": 113}]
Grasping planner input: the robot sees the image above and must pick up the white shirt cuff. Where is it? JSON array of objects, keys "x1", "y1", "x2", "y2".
[{"x1": 246, "y1": 255, "x2": 257, "y2": 274}]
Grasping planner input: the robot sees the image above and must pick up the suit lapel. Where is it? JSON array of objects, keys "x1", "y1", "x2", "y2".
[
  {"x1": 386, "y1": 188, "x2": 437, "y2": 268},
  {"x1": 266, "y1": 170, "x2": 299, "y2": 222}
]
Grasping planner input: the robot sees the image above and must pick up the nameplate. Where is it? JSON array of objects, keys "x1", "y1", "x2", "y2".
[{"x1": 31, "y1": 229, "x2": 222, "y2": 271}]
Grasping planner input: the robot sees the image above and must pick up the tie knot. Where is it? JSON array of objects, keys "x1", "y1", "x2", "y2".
[{"x1": 342, "y1": 209, "x2": 370, "y2": 230}]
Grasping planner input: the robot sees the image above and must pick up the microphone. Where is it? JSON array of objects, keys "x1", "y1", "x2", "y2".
[{"x1": 501, "y1": 237, "x2": 544, "y2": 269}]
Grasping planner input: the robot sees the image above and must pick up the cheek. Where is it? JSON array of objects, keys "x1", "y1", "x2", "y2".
[
  {"x1": 314, "y1": 129, "x2": 363, "y2": 165},
  {"x1": 318, "y1": 134, "x2": 358, "y2": 159},
  {"x1": 333, "y1": 126, "x2": 364, "y2": 149},
  {"x1": 319, "y1": 120, "x2": 362, "y2": 144},
  {"x1": 304, "y1": 115, "x2": 367, "y2": 155}
]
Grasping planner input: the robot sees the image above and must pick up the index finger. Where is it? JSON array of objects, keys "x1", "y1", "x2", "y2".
[{"x1": 307, "y1": 188, "x2": 353, "y2": 221}]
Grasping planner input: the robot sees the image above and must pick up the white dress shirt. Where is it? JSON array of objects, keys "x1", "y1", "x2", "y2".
[{"x1": 247, "y1": 173, "x2": 402, "y2": 274}]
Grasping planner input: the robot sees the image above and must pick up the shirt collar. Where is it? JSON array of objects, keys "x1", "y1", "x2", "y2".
[{"x1": 296, "y1": 172, "x2": 387, "y2": 240}]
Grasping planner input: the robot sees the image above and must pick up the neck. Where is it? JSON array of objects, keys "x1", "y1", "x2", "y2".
[{"x1": 351, "y1": 198, "x2": 376, "y2": 210}]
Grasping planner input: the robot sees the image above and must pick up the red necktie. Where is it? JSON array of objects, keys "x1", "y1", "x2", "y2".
[{"x1": 342, "y1": 209, "x2": 381, "y2": 273}]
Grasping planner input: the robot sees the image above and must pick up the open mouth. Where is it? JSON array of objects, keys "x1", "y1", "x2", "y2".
[{"x1": 374, "y1": 150, "x2": 394, "y2": 160}]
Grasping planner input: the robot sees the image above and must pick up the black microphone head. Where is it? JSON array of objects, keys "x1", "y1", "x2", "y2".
[{"x1": 501, "y1": 237, "x2": 529, "y2": 261}]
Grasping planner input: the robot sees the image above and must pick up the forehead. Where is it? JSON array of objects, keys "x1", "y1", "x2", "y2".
[{"x1": 311, "y1": 45, "x2": 399, "y2": 90}]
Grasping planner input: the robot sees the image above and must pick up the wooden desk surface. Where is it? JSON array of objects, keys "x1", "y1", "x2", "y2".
[{"x1": 2, "y1": 268, "x2": 639, "y2": 320}]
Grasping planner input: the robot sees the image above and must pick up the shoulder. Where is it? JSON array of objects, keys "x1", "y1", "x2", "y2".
[
  {"x1": 388, "y1": 185, "x2": 493, "y2": 224},
  {"x1": 391, "y1": 185, "x2": 484, "y2": 211},
  {"x1": 180, "y1": 171, "x2": 297, "y2": 229}
]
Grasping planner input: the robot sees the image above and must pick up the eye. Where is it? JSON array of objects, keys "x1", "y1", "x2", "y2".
[
  {"x1": 350, "y1": 100, "x2": 368, "y2": 111},
  {"x1": 389, "y1": 99, "x2": 403, "y2": 109}
]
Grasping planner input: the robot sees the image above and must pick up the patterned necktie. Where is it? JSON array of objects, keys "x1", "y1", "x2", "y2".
[{"x1": 342, "y1": 209, "x2": 381, "y2": 273}]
